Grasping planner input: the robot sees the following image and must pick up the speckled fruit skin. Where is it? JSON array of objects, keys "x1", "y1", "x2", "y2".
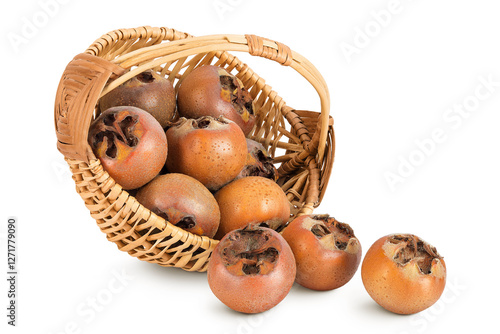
[
  {"x1": 165, "y1": 116, "x2": 247, "y2": 191},
  {"x1": 207, "y1": 225, "x2": 296, "y2": 314},
  {"x1": 99, "y1": 70, "x2": 176, "y2": 128},
  {"x1": 177, "y1": 65, "x2": 255, "y2": 136},
  {"x1": 88, "y1": 106, "x2": 168, "y2": 190},
  {"x1": 135, "y1": 174, "x2": 220, "y2": 237},
  {"x1": 214, "y1": 176, "x2": 290, "y2": 240},
  {"x1": 361, "y1": 234, "x2": 447, "y2": 315},
  {"x1": 282, "y1": 215, "x2": 362, "y2": 291}
]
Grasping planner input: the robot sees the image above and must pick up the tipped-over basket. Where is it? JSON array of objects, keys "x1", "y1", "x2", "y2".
[{"x1": 54, "y1": 26, "x2": 335, "y2": 272}]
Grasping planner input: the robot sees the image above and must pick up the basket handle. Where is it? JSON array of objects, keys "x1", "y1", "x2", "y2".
[
  {"x1": 55, "y1": 28, "x2": 330, "y2": 164},
  {"x1": 54, "y1": 53, "x2": 127, "y2": 162},
  {"x1": 244, "y1": 34, "x2": 294, "y2": 66},
  {"x1": 243, "y1": 34, "x2": 331, "y2": 163},
  {"x1": 110, "y1": 32, "x2": 331, "y2": 163}
]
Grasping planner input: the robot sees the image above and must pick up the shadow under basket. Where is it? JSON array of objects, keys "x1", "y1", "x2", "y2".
[{"x1": 54, "y1": 26, "x2": 335, "y2": 272}]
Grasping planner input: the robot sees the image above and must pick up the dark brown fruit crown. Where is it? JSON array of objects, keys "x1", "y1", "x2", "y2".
[
  {"x1": 387, "y1": 234, "x2": 443, "y2": 275},
  {"x1": 221, "y1": 225, "x2": 281, "y2": 276},
  {"x1": 236, "y1": 139, "x2": 278, "y2": 181},
  {"x1": 219, "y1": 73, "x2": 254, "y2": 121},
  {"x1": 308, "y1": 214, "x2": 360, "y2": 254},
  {"x1": 89, "y1": 111, "x2": 139, "y2": 159}
]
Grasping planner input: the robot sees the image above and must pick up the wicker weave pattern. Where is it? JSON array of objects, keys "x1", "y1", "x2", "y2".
[
  {"x1": 54, "y1": 26, "x2": 334, "y2": 271},
  {"x1": 55, "y1": 53, "x2": 126, "y2": 162}
]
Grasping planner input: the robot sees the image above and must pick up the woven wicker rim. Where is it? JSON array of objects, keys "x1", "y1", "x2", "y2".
[{"x1": 54, "y1": 26, "x2": 335, "y2": 271}]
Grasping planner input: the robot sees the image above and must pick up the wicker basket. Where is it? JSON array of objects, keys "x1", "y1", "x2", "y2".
[{"x1": 54, "y1": 26, "x2": 335, "y2": 272}]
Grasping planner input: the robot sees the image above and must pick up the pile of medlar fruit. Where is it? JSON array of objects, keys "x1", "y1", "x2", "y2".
[
  {"x1": 88, "y1": 65, "x2": 447, "y2": 316},
  {"x1": 89, "y1": 65, "x2": 265, "y2": 239}
]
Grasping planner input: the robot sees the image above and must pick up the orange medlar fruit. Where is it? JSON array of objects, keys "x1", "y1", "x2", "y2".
[
  {"x1": 135, "y1": 173, "x2": 220, "y2": 237},
  {"x1": 88, "y1": 106, "x2": 167, "y2": 190},
  {"x1": 207, "y1": 224, "x2": 296, "y2": 313},
  {"x1": 361, "y1": 234, "x2": 446, "y2": 315},
  {"x1": 177, "y1": 65, "x2": 255, "y2": 136},
  {"x1": 282, "y1": 214, "x2": 362, "y2": 291},
  {"x1": 214, "y1": 176, "x2": 290, "y2": 239},
  {"x1": 99, "y1": 70, "x2": 176, "y2": 128},
  {"x1": 165, "y1": 116, "x2": 247, "y2": 192}
]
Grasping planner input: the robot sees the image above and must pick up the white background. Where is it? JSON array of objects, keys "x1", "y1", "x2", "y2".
[{"x1": 1, "y1": 0, "x2": 499, "y2": 333}]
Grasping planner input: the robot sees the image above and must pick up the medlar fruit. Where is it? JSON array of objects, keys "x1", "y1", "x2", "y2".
[
  {"x1": 207, "y1": 224, "x2": 296, "y2": 314},
  {"x1": 361, "y1": 234, "x2": 446, "y2": 315},
  {"x1": 282, "y1": 214, "x2": 362, "y2": 291},
  {"x1": 88, "y1": 106, "x2": 168, "y2": 190},
  {"x1": 135, "y1": 173, "x2": 220, "y2": 237},
  {"x1": 99, "y1": 70, "x2": 176, "y2": 128},
  {"x1": 214, "y1": 176, "x2": 290, "y2": 239},
  {"x1": 234, "y1": 139, "x2": 278, "y2": 181},
  {"x1": 165, "y1": 116, "x2": 247, "y2": 192},
  {"x1": 177, "y1": 65, "x2": 255, "y2": 136}
]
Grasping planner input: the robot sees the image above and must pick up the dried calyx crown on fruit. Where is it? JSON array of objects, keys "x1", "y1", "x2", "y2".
[
  {"x1": 218, "y1": 70, "x2": 254, "y2": 123},
  {"x1": 384, "y1": 234, "x2": 445, "y2": 276},
  {"x1": 308, "y1": 214, "x2": 360, "y2": 253},
  {"x1": 221, "y1": 225, "x2": 281, "y2": 276},
  {"x1": 235, "y1": 139, "x2": 278, "y2": 181},
  {"x1": 90, "y1": 112, "x2": 140, "y2": 158}
]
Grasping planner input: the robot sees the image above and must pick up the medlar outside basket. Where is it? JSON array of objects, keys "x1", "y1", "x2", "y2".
[{"x1": 54, "y1": 26, "x2": 335, "y2": 272}]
